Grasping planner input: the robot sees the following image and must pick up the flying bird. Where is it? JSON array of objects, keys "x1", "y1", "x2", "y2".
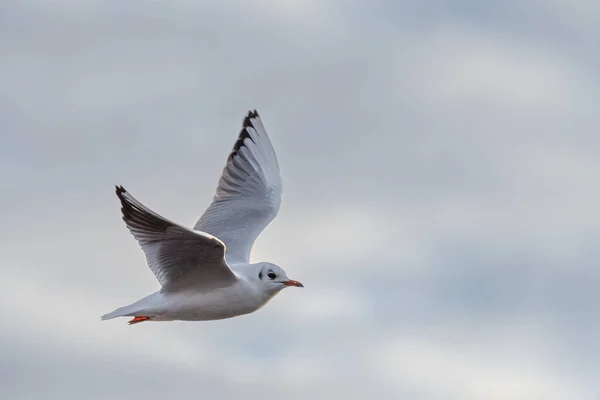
[{"x1": 101, "y1": 110, "x2": 303, "y2": 325}]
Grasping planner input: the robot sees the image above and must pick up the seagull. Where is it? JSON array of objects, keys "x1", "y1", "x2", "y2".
[{"x1": 101, "y1": 110, "x2": 303, "y2": 325}]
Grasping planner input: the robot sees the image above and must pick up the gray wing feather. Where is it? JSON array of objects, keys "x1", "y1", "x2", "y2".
[
  {"x1": 116, "y1": 186, "x2": 237, "y2": 291},
  {"x1": 193, "y1": 110, "x2": 282, "y2": 265}
]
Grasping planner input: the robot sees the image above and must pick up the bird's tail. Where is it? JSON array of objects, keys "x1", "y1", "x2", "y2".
[
  {"x1": 101, "y1": 293, "x2": 159, "y2": 323},
  {"x1": 102, "y1": 306, "x2": 152, "y2": 325},
  {"x1": 101, "y1": 305, "x2": 136, "y2": 321}
]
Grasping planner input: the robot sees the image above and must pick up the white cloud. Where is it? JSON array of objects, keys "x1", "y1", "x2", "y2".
[
  {"x1": 0, "y1": 269, "x2": 207, "y2": 369},
  {"x1": 271, "y1": 350, "x2": 332, "y2": 385},
  {"x1": 270, "y1": 287, "x2": 367, "y2": 321},
  {"x1": 251, "y1": 205, "x2": 395, "y2": 269},
  {"x1": 397, "y1": 27, "x2": 588, "y2": 115},
  {"x1": 525, "y1": 0, "x2": 600, "y2": 33},
  {"x1": 249, "y1": 0, "x2": 326, "y2": 21},
  {"x1": 371, "y1": 326, "x2": 593, "y2": 399}
]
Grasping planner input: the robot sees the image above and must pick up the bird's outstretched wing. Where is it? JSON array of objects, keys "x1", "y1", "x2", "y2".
[
  {"x1": 116, "y1": 186, "x2": 238, "y2": 291},
  {"x1": 193, "y1": 110, "x2": 282, "y2": 265}
]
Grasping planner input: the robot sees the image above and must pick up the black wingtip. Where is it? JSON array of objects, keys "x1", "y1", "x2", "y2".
[
  {"x1": 243, "y1": 109, "x2": 259, "y2": 128},
  {"x1": 114, "y1": 185, "x2": 143, "y2": 226},
  {"x1": 230, "y1": 111, "x2": 260, "y2": 161},
  {"x1": 229, "y1": 131, "x2": 249, "y2": 161},
  {"x1": 115, "y1": 186, "x2": 132, "y2": 217},
  {"x1": 233, "y1": 128, "x2": 254, "y2": 152},
  {"x1": 115, "y1": 185, "x2": 127, "y2": 198}
]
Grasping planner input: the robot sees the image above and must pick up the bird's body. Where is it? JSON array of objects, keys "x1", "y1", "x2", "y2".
[
  {"x1": 101, "y1": 111, "x2": 303, "y2": 325},
  {"x1": 103, "y1": 271, "x2": 273, "y2": 321}
]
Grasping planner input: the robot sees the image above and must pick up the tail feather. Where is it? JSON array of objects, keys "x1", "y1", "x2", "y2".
[
  {"x1": 101, "y1": 305, "x2": 133, "y2": 321},
  {"x1": 101, "y1": 293, "x2": 159, "y2": 321}
]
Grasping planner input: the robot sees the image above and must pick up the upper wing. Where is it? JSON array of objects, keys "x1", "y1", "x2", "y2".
[
  {"x1": 193, "y1": 110, "x2": 282, "y2": 265},
  {"x1": 116, "y1": 186, "x2": 238, "y2": 291}
]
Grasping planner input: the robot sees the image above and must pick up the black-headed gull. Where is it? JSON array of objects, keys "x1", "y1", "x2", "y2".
[{"x1": 101, "y1": 110, "x2": 303, "y2": 325}]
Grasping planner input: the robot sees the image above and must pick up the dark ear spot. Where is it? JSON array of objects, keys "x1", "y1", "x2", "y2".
[{"x1": 258, "y1": 270, "x2": 263, "y2": 279}]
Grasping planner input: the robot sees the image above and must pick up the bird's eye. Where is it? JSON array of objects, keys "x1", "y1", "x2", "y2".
[{"x1": 267, "y1": 271, "x2": 276, "y2": 280}]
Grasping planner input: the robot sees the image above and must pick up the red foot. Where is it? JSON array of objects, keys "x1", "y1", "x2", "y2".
[{"x1": 128, "y1": 316, "x2": 150, "y2": 325}]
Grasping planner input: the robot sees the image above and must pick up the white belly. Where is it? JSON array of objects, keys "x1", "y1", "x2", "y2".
[{"x1": 144, "y1": 283, "x2": 268, "y2": 321}]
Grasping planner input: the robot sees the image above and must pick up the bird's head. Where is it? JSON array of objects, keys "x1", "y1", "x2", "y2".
[{"x1": 256, "y1": 262, "x2": 303, "y2": 294}]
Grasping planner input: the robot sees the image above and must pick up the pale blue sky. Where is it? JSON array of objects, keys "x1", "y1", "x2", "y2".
[{"x1": 1, "y1": 1, "x2": 599, "y2": 399}]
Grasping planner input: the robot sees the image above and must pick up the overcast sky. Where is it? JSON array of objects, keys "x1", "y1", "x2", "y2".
[{"x1": 1, "y1": 1, "x2": 599, "y2": 399}]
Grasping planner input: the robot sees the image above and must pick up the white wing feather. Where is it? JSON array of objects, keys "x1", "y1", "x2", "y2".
[
  {"x1": 193, "y1": 111, "x2": 282, "y2": 265},
  {"x1": 116, "y1": 186, "x2": 238, "y2": 291}
]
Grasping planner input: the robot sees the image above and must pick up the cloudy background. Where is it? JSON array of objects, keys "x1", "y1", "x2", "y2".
[{"x1": 1, "y1": 1, "x2": 599, "y2": 399}]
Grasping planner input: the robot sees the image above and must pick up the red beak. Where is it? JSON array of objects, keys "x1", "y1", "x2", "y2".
[{"x1": 283, "y1": 279, "x2": 304, "y2": 288}]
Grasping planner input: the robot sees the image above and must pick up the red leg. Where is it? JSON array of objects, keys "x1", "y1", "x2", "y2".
[{"x1": 128, "y1": 316, "x2": 150, "y2": 325}]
